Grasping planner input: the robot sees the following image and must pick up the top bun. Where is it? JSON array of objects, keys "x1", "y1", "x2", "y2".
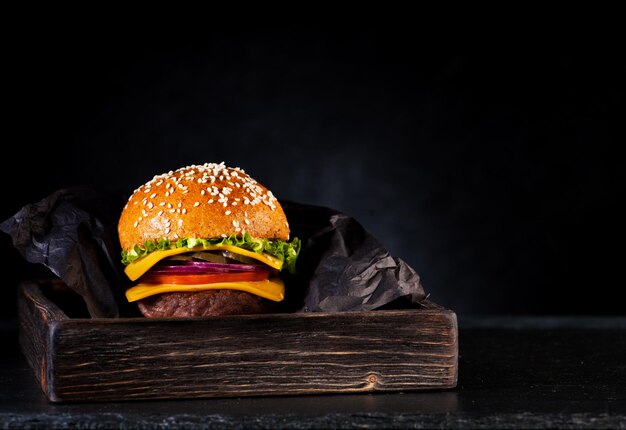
[{"x1": 118, "y1": 162, "x2": 290, "y2": 251}]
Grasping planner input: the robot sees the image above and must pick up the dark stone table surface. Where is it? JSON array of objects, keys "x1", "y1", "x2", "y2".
[{"x1": 2, "y1": 315, "x2": 625, "y2": 429}]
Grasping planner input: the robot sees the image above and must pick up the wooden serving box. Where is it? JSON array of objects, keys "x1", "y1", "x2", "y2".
[{"x1": 18, "y1": 280, "x2": 458, "y2": 402}]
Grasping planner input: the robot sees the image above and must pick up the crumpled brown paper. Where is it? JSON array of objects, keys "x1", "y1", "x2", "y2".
[{"x1": 1, "y1": 186, "x2": 427, "y2": 317}]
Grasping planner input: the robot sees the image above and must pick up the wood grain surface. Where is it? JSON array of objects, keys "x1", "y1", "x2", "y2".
[{"x1": 18, "y1": 281, "x2": 458, "y2": 402}]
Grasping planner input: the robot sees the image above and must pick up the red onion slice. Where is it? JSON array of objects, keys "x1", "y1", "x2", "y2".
[{"x1": 149, "y1": 259, "x2": 270, "y2": 275}]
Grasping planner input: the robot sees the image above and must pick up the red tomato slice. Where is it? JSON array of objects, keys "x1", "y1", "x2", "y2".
[{"x1": 140, "y1": 270, "x2": 270, "y2": 285}]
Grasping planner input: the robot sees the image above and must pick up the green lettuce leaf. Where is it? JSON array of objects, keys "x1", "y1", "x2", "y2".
[{"x1": 121, "y1": 233, "x2": 301, "y2": 273}]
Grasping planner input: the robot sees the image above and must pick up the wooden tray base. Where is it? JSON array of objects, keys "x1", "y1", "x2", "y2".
[{"x1": 18, "y1": 280, "x2": 458, "y2": 402}]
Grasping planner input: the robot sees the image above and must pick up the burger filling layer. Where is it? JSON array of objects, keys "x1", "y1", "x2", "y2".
[
  {"x1": 121, "y1": 235, "x2": 300, "y2": 303},
  {"x1": 126, "y1": 278, "x2": 285, "y2": 302}
]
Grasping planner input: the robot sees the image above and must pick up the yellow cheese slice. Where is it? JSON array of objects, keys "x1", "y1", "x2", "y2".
[
  {"x1": 125, "y1": 277, "x2": 285, "y2": 302},
  {"x1": 124, "y1": 245, "x2": 283, "y2": 281}
]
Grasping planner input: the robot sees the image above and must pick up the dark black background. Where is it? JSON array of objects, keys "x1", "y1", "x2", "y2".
[{"x1": 2, "y1": 26, "x2": 624, "y2": 317}]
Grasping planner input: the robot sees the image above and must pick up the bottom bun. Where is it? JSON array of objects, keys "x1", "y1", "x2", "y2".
[{"x1": 136, "y1": 290, "x2": 276, "y2": 318}]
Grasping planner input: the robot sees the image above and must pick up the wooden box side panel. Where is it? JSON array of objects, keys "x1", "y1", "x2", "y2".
[
  {"x1": 50, "y1": 309, "x2": 457, "y2": 402},
  {"x1": 17, "y1": 281, "x2": 68, "y2": 402}
]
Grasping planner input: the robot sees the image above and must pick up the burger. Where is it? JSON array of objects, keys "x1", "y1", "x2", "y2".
[{"x1": 118, "y1": 162, "x2": 300, "y2": 318}]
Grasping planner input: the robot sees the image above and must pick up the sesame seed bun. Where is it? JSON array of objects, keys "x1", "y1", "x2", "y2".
[{"x1": 118, "y1": 162, "x2": 290, "y2": 251}]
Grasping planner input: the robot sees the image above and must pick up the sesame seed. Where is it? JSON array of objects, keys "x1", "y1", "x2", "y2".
[
  {"x1": 169, "y1": 209, "x2": 176, "y2": 213},
  {"x1": 225, "y1": 210, "x2": 231, "y2": 215},
  {"x1": 201, "y1": 190, "x2": 205, "y2": 195},
  {"x1": 193, "y1": 201, "x2": 200, "y2": 207},
  {"x1": 133, "y1": 221, "x2": 138, "y2": 228},
  {"x1": 208, "y1": 199, "x2": 214, "y2": 204},
  {"x1": 182, "y1": 208, "x2": 187, "y2": 214},
  {"x1": 159, "y1": 202, "x2": 166, "y2": 206},
  {"x1": 167, "y1": 203, "x2": 173, "y2": 208},
  {"x1": 221, "y1": 234, "x2": 227, "y2": 238},
  {"x1": 158, "y1": 210, "x2": 163, "y2": 216},
  {"x1": 147, "y1": 202, "x2": 154, "y2": 209},
  {"x1": 164, "y1": 227, "x2": 170, "y2": 234},
  {"x1": 232, "y1": 201, "x2": 237, "y2": 206},
  {"x1": 245, "y1": 219, "x2": 250, "y2": 225},
  {"x1": 150, "y1": 193, "x2": 157, "y2": 199}
]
